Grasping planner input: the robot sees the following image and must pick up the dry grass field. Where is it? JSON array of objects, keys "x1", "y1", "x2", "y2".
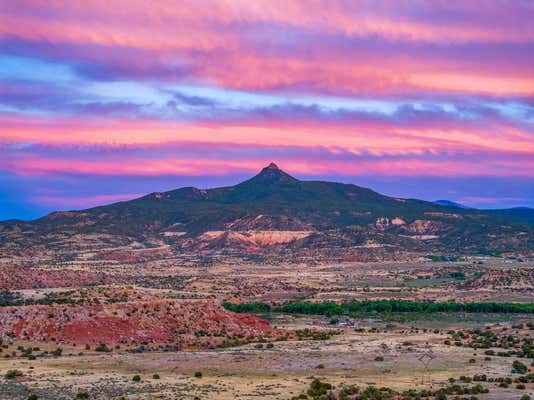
[
  {"x1": 1, "y1": 315, "x2": 533, "y2": 399},
  {"x1": 1, "y1": 255, "x2": 533, "y2": 399}
]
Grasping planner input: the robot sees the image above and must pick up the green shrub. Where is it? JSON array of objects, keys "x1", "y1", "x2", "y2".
[
  {"x1": 94, "y1": 343, "x2": 111, "y2": 352},
  {"x1": 95, "y1": 343, "x2": 111, "y2": 353},
  {"x1": 132, "y1": 375, "x2": 141, "y2": 382},
  {"x1": 52, "y1": 347, "x2": 62, "y2": 356},
  {"x1": 307, "y1": 379, "x2": 332, "y2": 398},
  {"x1": 4, "y1": 369, "x2": 23, "y2": 379},
  {"x1": 513, "y1": 360, "x2": 528, "y2": 374}
]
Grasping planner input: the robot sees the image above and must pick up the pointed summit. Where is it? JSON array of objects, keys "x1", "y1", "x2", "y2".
[
  {"x1": 239, "y1": 163, "x2": 299, "y2": 186},
  {"x1": 266, "y1": 162, "x2": 280, "y2": 170}
]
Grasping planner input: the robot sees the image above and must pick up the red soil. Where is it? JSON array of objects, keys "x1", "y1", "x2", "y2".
[
  {"x1": 0, "y1": 300, "x2": 279, "y2": 347},
  {"x1": 0, "y1": 268, "x2": 112, "y2": 290}
]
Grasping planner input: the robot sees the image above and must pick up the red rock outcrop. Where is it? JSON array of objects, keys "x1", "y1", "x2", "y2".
[{"x1": 0, "y1": 300, "x2": 279, "y2": 347}]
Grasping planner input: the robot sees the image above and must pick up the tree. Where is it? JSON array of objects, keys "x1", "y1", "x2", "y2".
[{"x1": 512, "y1": 360, "x2": 528, "y2": 374}]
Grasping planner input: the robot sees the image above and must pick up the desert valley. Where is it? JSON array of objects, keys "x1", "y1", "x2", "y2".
[{"x1": 0, "y1": 165, "x2": 532, "y2": 399}]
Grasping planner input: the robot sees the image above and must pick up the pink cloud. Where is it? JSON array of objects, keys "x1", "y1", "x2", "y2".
[
  {"x1": 32, "y1": 193, "x2": 144, "y2": 208},
  {"x1": 2, "y1": 1, "x2": 534, "y2": 96},
  {"x1": 1, "y1": 114, "x2": 533, "y2": 157},
  {"x1": 4, "y1": 1, "x2": 534, "y2": 46},
  {"x1": 5, "y1": 156, "x2": 534, "y2": 178}
]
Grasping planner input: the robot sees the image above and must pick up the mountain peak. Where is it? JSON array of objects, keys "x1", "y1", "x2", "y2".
[
  {"x1": 240, "y1": 163, "x2": 298, "y2": 186},
  {"x1": 265, "y1": 162, "x2": 280, "y2": 170}
]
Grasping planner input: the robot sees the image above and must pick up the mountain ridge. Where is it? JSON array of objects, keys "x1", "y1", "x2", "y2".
[{"x1": 1, "y1": 164, "x2": 533, "y2": 258}]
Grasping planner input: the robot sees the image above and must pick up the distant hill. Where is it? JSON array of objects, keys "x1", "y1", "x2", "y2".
[
  {"x1": 433, "y1": 201, "x2": 534, "y2": 224},
  {"x1": 1, "y1": 163, "x2": 533, "y2": 258},
  {"x1": 487, "y1": 207, "x2": 534, "y2": 223}
]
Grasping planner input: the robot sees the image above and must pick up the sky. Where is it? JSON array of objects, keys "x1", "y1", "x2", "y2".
[{"x1": 1, "y1": 0, "x2": 533, "y2": 220}]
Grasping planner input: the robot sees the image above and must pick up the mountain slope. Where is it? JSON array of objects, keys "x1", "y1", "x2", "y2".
[
  {"x1": 1, "y1": 163, "x2": 533, "y2": 257},
  {"x1": 434, "y1": 200, "x2": 470, "y2": 209}
]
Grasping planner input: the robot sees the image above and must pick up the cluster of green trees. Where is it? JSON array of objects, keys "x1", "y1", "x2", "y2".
[
  {"x1": 222, "y1": 301, "x2": 271, "y2": 313},
  {"x1": 282, "y1": 300, "x2": 534, "y2": 315},
  {"x1": 224, "y1": 300, "x2": 534, "y2": 316}
]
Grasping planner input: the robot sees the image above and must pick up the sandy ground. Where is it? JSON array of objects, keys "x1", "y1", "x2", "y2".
[
  {"x1": 1, "y1": 320, "x2": 532, "y2": 400},
  {"x1": 1, "y1": 257, "x2": 532, "y2": 399}
]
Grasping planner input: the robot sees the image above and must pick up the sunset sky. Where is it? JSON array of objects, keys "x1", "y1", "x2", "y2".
[{"x1": 1, "y1": 0, "x2": 533, "y2": 220}]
